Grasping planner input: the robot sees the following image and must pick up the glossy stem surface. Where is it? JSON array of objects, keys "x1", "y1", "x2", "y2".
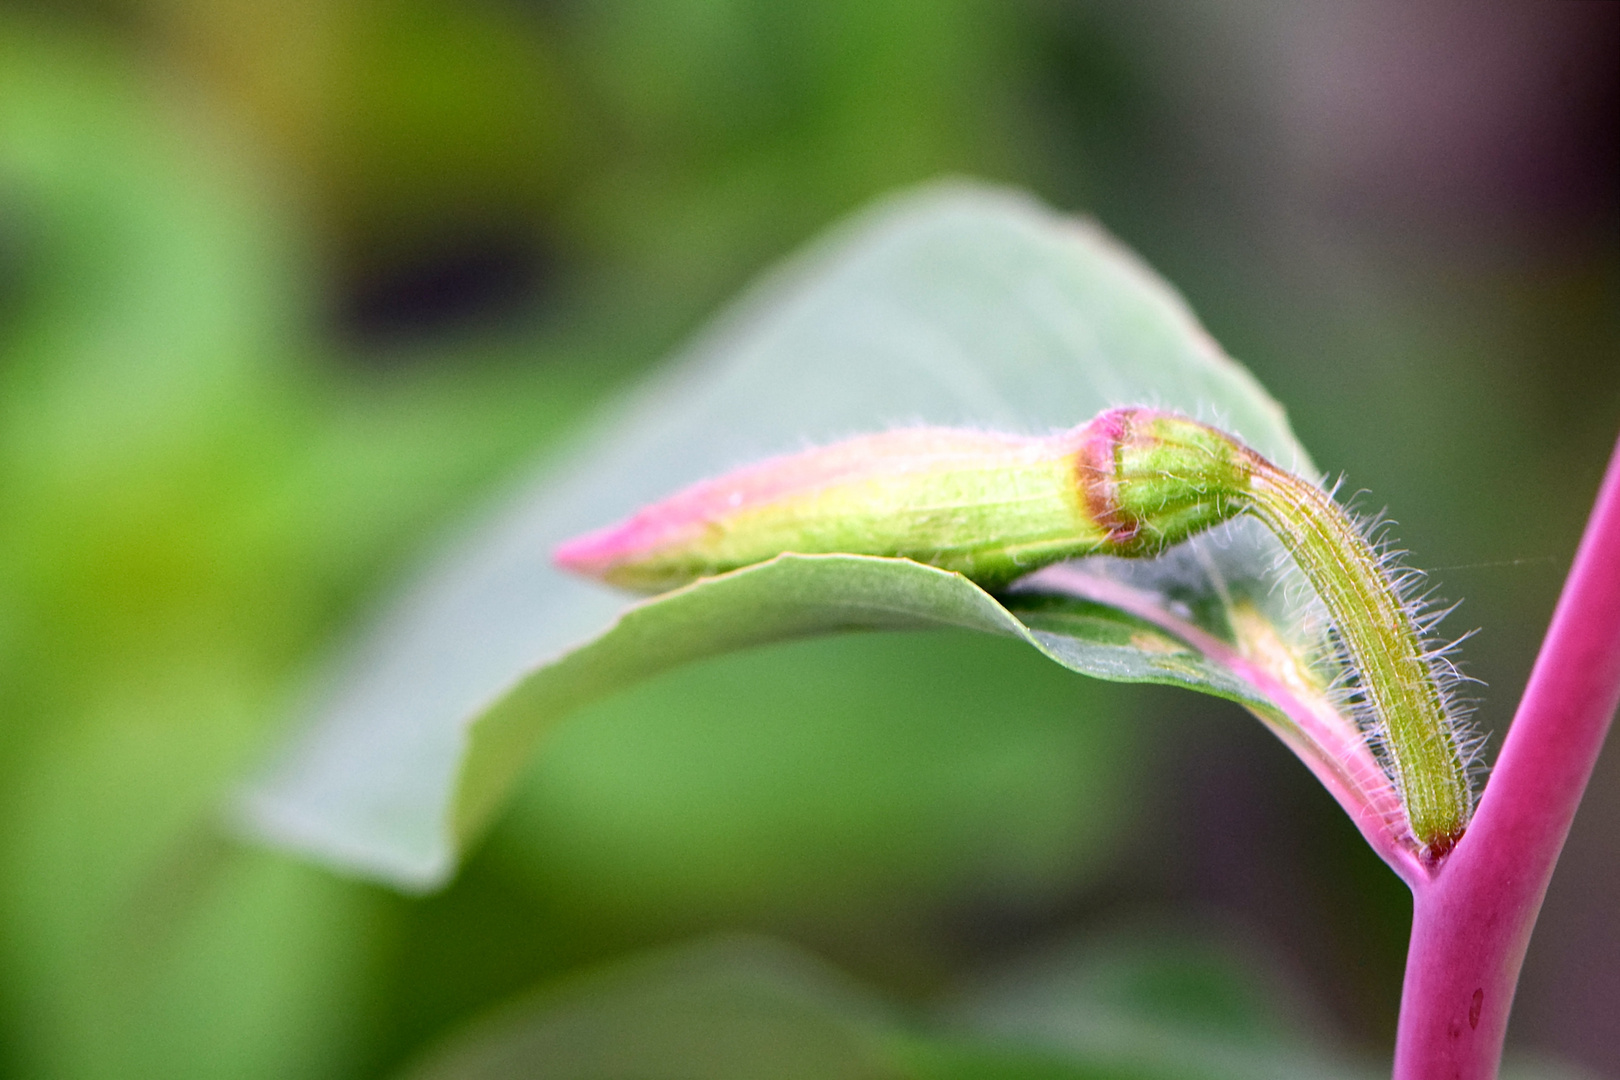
[{"x1": 1394, "y1": 434, "x2": 1620, "y2": 1080}]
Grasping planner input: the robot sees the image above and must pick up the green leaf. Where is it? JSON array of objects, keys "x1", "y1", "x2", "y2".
[
  {"x1": 399, "y1": 936, "x2": 905, "y2": 1080},
  {"x1": 397, "y1": 935, "x2": 1375, "y2": 1080},
  {"x1": 242, "y1": 181, "x2": 1319, "y2": 889},
  {"x1": 456, "y1": 553, "x2": 1285, "y2": 863},
  {"x1": 939, "y1": 923, "x2": 1378, "y2": 1080}
]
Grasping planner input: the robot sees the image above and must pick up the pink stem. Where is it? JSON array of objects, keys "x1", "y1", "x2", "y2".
[{"x1": 1394, "y1": 434, "x2": 1620, "y2": 1080}]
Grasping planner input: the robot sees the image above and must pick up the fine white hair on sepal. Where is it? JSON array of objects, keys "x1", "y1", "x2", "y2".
[{"x1": 1294, "y1": 484, "x2": 1484, "y2": 835}]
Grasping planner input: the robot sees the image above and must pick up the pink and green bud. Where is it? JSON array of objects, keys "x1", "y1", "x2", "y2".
[
  {"x1": 553, "y1": 409, "x2": 1253, "y2": 594},
  {"x1": 555, "y1": 405, "x2": 1474, "y2": 862},
  {"x1": 556, "y1": 426, "x2": 1113, "y2": 593}
]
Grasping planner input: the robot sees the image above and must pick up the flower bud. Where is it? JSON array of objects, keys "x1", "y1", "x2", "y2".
[
  {"x1": 554, "y1": 410, "x2": 1264, "y2": 594},
  {"x1": 555, "y1": 405, "x2": 1474, "y2": 862},
  {"x1": 554, "y1": 427, "x2": 1114, "y2": 593}
]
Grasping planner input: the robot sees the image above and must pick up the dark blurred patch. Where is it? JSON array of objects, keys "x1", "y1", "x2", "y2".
[
  {"x1": 0, "y1": 189, "x2": 37, "y2": 329},
  {"x1": 1299, "y1": 1, "x2": 1620, "y2": 239},
  {"x1": 1020, "y1": 0, "x2": 1156, "y2": 203},
  {"x1": 366, "y1": 853, "x2": 579, "y2": 1080},
  {"x1": 334, "y1": 224, "x2": 563, "y2": 350}
]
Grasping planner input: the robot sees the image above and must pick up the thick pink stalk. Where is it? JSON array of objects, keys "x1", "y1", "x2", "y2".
[{"x1": 1394, "y1": 435, "x2": 1620, "y2": 1080}]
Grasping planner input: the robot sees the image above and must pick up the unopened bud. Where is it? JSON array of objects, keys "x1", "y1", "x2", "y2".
[
  {"x1": 553, "y1": 410, "x2": 1258, "y2": 593},
  {"x1": 555, "y1": 405, "x2": 1474, "y2": 863},
  {"x1": 554, "y1": 427, "x2": 1113, "y2": 593}
]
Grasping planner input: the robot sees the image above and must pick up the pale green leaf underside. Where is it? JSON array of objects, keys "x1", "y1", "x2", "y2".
[
  {"x1": 241, "y1": 181, "x2": 1319, "y2": 889},
  {"x1": 452, "y1": 553, "x2": 1277, "y2": 858}
]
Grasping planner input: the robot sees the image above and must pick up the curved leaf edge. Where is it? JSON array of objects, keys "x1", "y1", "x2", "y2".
[{"x1": 433, "y1": 552, "x2": 1395, "y2": 892}]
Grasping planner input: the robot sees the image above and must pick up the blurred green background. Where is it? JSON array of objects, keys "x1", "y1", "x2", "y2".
[{"x1": 0, "y1": 1, "x2": 1616, "y2": 1077}]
